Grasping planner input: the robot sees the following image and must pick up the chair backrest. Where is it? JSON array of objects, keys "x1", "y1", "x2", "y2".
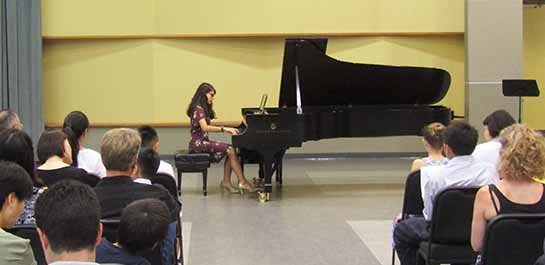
[
  {"x1": 401, "y1": 170, "x2": 424, "y2": 217},
  {"x1": 100, "y1": 219, "x2": 120, "y2": 243},
  {"x1": 151, "y1": 173, "x2": 178, "y2": 199},
  {"x1": 481, "y1": 213, "x2": 545, "y2": 265},
  {"x1": 6, "y1": 224, "x2": 47, "y2": 265},
  {"x1": 429, "y1": 187, "x2": 479, "y2": 244}
]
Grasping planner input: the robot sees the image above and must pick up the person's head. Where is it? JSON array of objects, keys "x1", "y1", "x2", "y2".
[
  {"x1": 0, "y1": 161, "x2": 33, "y2": 228},
  {"x1": 499, "y1": 124, "x2": 545, "y2": 182},
  {"x1": 63, "y1": 111, "x2": 90, "y2": 167},
  {"x1": 117, "y1": 199, "x2": 170, "y2": 255},
  {"x1": 442, "y1": 121, "x2": 479, "y2": 158},
  {"x1": 0, "y1": 109, "x2": 23, "y2": 132},
  {"x1": 37, "y1": 130, "x2": 72, "y2": 165},
  {"x1": 35, "y1": 180, "x2": 102, "y2": 263},
  {"x1": 0, "y1": 128, "x2": 35, "y2": 179},
  {"x1": 186, "y1": 82, "x2": 216, "y2": 120},
  {"x1": 137, "y1": 147, "x2": 160, "y2": 180},
  {"x1": 482, "y1": 110, "x2": 516, "y2": 141},
  {"x1": 421, "y1": 122, "x2": 446, "y2": 152},
  {"x1": 101, "y1": 128, "x2": 141, "y2": 174},
  {"x1": 137, "y1": 125, "x2": 159, "y2": 151}
]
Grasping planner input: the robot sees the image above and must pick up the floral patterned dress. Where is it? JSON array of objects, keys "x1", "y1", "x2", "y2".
[{"x1": 188, "y1": 106, "x2": 231, "y2": 162}]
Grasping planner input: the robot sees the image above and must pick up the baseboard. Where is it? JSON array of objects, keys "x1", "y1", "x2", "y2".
[{"x1": 160, "y1": 152, "x2": 426, "y2": 161}]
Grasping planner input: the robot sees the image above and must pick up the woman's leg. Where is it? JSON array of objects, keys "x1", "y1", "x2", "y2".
[
  {"x1": 227, "y1": 147, "x2": 252, "y2": 186},
  {"x1": 223, "y1": 157, "x2": 232, "y2": 184}
]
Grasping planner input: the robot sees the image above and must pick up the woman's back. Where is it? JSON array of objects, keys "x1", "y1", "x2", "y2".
[{"x1": 484, "y1": 181, "x2": 545, "y2": 220}]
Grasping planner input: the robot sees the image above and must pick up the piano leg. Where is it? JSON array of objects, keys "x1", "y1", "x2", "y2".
[{"x1": 258, "y1": 150, "x2": 279, "y2": 202}]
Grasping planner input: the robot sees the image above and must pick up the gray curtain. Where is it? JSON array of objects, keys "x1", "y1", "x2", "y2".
[{"x1": 0, "y1": 0, "x2": 43, "y2": 142}]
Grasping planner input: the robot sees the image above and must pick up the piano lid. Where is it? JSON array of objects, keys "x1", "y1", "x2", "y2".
[{"x1": 279, "y1": 39, "x2": 451, "y2": 107}]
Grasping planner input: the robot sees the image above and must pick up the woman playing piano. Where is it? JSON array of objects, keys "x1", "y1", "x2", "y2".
[{"x1": 186, "y1": 82, "x2": 256, "y2": 194}]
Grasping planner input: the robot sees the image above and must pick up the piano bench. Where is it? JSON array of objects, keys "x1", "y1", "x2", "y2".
[{"x1": 174, "y1": 150, "x2": 211, "y2": 196}]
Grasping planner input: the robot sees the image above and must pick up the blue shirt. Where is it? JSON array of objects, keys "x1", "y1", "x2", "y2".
[{"x1": 96, "y1": 238, "x2": 150, "y2": 265}]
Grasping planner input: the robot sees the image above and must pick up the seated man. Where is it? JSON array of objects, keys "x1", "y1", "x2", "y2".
[
  {"x1": 35, "y1": 180, "x2": 102, "y2": 264},
  {"x1": 96, "y1": 199, "x2": 171, "y2": 265},
  {"x1": 393, "y1": 121, "x2": 498, "y2": 265},
  {"x1": 94, "y1": 128, "x2": 180, "y2": 264},
  {"x1": 137, "y1": 125, "x2": 175, "y2": 178},
  {"x1": 0, "y1": 161, "x2": 35, "y2": 265},
  {"x1": 133, "y1": 147, "x2": 160, "y2": 185}
]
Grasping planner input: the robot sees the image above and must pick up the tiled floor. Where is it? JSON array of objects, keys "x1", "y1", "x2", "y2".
[{"x1": 179, "y1": 157, "x2": 412, "y2": 265}]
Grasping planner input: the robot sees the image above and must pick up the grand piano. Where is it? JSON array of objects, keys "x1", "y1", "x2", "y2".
[{"x1": 232, "y1": 38, "x2": 452, "y2": 201}]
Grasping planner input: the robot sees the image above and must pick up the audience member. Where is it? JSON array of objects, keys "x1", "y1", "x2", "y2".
[
  {"x1": 0, "y1": 161, "x2": 36, "y2": 265},
  {"x1": 96, "y1": 199, "x2": 171, "y2": 265},
  {"x1": 35, "y1": 180, "x2": 102, "y2": 264},
  {"x1": 0, "y1": 109, "x2": 23, "y2": 132},
  {"x1": 36, "y1": 130, "x2": 98, "y2": 187},
  {"x1": 471, "y1": 124, "x2": 545, "y2": 254},
  {"x1": 134, "y1": 147, "x2": 160, "y2": 185},
  {"x1": 63, "y1": 111, "x2": 107, "y2": 178},
  {"x1": 0, "y1": 129, "x2": 46, "y2": 225},
  {"x1": 94, "y1": 128, "x2": 179, "y2": 264},
  {"x1": 393, "y1": 121, "x2": 497, "y2": 265},
  {"x1": 410, "y1": 122, "x2": 448, "y2": 172},
  {"x1": 137, "y1": 125, "x2": 175, "y2": 178},
  {"x1": 472, "y1": 110, "x2": 516, "y2": 168}
]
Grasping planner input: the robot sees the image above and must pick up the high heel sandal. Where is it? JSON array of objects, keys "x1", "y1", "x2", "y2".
[
  {"x1": 220, "y1": 181, "x2": 239, "y2": 194},
  {"x1": 238, "y1": 182, "x2": 257, "y2": 195}
]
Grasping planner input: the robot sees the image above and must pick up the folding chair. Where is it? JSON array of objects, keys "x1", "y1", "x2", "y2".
[
  {"x1": 6, "y1": 224, "x2": 47, "y2": 265},
  {"x1": 480, "y1": 213, "x2": 545, "y2": 265},
  {"x1": 416, "y1": 187, "x2": 479, "y2": 265}
]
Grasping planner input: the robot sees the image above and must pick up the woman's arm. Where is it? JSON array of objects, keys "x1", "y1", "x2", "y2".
[
  {"x1": 198, "y1": 119, "x2": 239, "y2": 135},
  {"x1": 471, "y1": 186, "x2": 489, "y2": 252},
  {"x1": 410, "y1": 159, "x2": 425, "y2": 172}
]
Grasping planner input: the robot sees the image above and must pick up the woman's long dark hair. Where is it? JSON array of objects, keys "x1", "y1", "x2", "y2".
[
  {"x1": 62, "y1": 111, "x2": 90, "y2": 167},
  {"x1": 186, "y1": 82, "x2": 216, "y2": 121},
  {"x1": 0, "y1": 128, "x2": 40, "y2": 185}
]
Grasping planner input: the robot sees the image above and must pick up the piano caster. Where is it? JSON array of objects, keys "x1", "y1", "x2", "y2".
[{"x1": 258, "y1": 192, "x2": 270, "y2": 202}]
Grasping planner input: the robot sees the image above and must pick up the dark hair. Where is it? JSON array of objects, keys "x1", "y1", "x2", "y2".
[
  {"x1": 137, "y1": 125, "x2": 159, "y2": 148},
  {"x1": 118, "y1": 199, "x2": 170, "y2": 255},
  {"x1": 0, "y1": 161, "x2": 33, "y2": 211},
  {"x1": 421, "y1": 122, "x2": 446, "y2": 150},
  {"x1": 63, "y1": 111, "x2": 90, "y2": 167},
  {"x1": 186, "y1": 82, "x2": 216, "y2": 120},
  {"x1": 37, "y1": 130, "x2": 68, "y2": 164},
  {"x1": 0, "y1": 129, "x2": 36, "y2": 180},
  {"x1": 35, "y1": 180, "x2": 101, "y2": 254},
  {"x1": 0, "y1": 109, "x2": 21, "y2": 132},
  {"x1": 137, "y1": 147, "x2": 160, "y2": 179},
  {"x1": 483, "y1": 110, "x2": 516, "y2": 138},
  {"x1": 444, "y1": 121, "x2": 479, "y2": 156}
]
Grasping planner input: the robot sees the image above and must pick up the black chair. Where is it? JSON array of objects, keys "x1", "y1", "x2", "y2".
[
  {"x1": 480, "y1": 213, "x2": 545, "y2": 265},
  {"x1": 392, "y1": 170, "x2": 424, "y2": 265},
  {"x1": 174, "y1": 150, "x2": 211, "y2": 196},
  {"x1": 416, "y1": 187, "x2": 479, "y2": 265},
  {"x1": 6, "y1": 224, "x2": 47, "y2": 265},
  {"x1": 151, "y1": 173, "x2": 179, "y2": 200}
]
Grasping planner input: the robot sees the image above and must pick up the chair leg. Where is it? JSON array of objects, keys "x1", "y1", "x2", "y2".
[
  {"x1": 177, "y1": 218, "x2": 184, "y2": 265},
  {"x1": 202, "y1": 170, "x2": 207, "y2": 196},
  {"x1": 391, "y1": 248, "x2": 396, "y2": 265},
  {"x1": 177, "y1": 170, "x2": 182, "y2": 197}
]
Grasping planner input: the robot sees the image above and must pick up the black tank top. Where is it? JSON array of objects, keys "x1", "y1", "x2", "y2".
[{"x1": 488, "y1": 184, "x2": 545, "y2": 214}]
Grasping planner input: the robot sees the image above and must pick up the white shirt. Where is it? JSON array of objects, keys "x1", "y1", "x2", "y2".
[
  {"x1": 77, "y1": 148, "x2": 107, "y2": 178},
  {"x1": 134, "y1": 178, "x2": 152, "y2": 185},
  {"x1": 420, "y1": 155, "x2": 498, "y2": 220},
  {"x1": 157, "y1": 160, "x2": 175, "y2": 178},
  {"x1": 472, "y1": 139, "x2": 502, "y2": 170}
]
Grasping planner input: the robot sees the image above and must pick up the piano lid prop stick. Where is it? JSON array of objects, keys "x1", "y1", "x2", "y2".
[{"x1": 295, "y1": 65, "x2": 303, "y2": 115}]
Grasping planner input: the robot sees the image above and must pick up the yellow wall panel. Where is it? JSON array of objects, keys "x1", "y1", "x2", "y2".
[
  {"x1": 42, "y1": 0, "x2": 156, "y2": 36},
  {"x1": 156, "y1": 0, "x2": 463, "y2": 34},
  {"x1": 43, "y1": 40, "x2": 156, "y2": 123},
  {"x1": 42, "y1": 37, "x2": 465, "y2": 124},
  {"x1": 42, "y1": 0, "x2": 463, "y2": 37},
  {"x1": 523, "y1": 8, "x2": 545, "y2": 129}
]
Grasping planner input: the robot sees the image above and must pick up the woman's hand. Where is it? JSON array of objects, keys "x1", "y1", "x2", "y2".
[{"x1": 224, "y1": 127, "x2": 239, "y2": 135}]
